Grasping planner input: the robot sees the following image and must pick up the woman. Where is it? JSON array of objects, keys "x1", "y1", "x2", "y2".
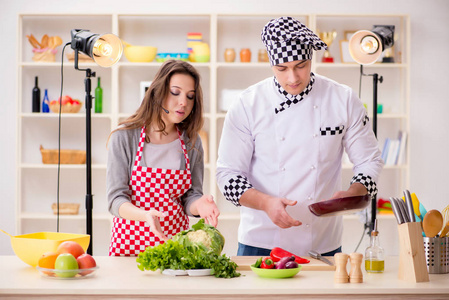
[{"x1": 107, "y1": 60, "x2": 219, "y2": 256}]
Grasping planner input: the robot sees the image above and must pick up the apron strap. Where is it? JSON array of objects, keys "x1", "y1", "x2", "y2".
[{"x1": 176, "y1": 127, "x2": 191, "y2": 171}]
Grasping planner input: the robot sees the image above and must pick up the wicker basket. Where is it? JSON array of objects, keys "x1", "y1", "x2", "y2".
[
  {"x1": 40, "y1": 145, "x2": 86, "y2": 164},
  {"x1": 49, "y1": 102, "x2": 82, "y2": 113},
  {"x1": 52, "y1": 203, "x2": 80, "y2": 215}
]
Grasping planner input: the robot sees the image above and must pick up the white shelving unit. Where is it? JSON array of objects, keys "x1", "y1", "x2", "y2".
[{"x1": 17, "y1": 13, "x2": 409, "y2": 255}]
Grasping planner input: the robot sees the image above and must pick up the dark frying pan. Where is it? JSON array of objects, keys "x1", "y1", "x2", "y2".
[{"x1": 308, "y1": 194, "x2": 371, "y2": 217}]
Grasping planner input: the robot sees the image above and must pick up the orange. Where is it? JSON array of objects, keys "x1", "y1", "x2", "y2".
[{"x1": 38, "y1": 252, "x2": 59, "y2": 274}]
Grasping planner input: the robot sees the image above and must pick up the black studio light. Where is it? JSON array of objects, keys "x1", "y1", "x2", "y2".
[{"x1": 70, "y1": 29, "x2": 123, "y2": 254}]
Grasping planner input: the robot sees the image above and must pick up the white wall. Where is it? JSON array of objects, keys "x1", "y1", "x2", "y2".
[{"x1": 1, "y1": 0, "x2": 449, "y2": 256}]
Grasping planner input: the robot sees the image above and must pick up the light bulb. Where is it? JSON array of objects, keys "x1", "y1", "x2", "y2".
[
  {"x1": 93, "y1": 40, "x2": 113, "y2": 57},
  {"x1": 360, "y1": 36, "x2": 379, "y2": 54}
]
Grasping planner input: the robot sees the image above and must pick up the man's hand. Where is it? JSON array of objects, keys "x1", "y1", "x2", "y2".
[
  {"x1": 239, "y1": 189, "x2": 301, "y2": 229},
  {"x1": 264, "y1": 197, "x2": 302, "y2": 228}
]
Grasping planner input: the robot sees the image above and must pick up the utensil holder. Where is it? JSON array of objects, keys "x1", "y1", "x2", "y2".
[
  {"x1": 397, "y1": 222, "x2": 429, "y2": 282},
  {"x1": 424, "y1": 236, "x2": 449, "y2": 274}
]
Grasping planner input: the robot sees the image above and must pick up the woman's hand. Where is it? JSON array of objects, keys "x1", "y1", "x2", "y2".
[
  {"x1": 143, "y1": 210, "x2": 169, "y2": 241},
  {"x1": 191, "y1": 195, "x2": 220, "y2": 228}
]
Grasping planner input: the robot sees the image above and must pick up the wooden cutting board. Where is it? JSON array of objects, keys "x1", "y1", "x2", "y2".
[{"x1": 231, "y1": 256, "x2": 336, "y2": 271}]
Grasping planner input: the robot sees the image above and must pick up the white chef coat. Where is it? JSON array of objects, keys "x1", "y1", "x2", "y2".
[{"x1": 216, "y1": 74, "x2": 383, "y2": 256}]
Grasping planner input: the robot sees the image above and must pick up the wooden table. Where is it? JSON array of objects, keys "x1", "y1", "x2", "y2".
[{"x1": 0, "y1": 256, "x2": 448, "y2": 299}]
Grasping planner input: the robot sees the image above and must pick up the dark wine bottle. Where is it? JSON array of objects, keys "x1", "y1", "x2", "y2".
[{"x1": 32, "y1": 76, "x2": 40, "y2": 113}]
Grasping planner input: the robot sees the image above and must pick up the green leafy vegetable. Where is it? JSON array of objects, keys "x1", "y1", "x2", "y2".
[{"x1": 136, "y1": 219, "x2": 240, "y2": 278}]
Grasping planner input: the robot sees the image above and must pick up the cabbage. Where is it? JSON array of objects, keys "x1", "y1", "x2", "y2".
[{"x1": 172, "y1": 219, "x2": 225, "y2": 255}]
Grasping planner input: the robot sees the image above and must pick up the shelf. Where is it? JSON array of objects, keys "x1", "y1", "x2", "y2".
[{"x1": 17, "y1": 13, "x2": 410, "y2": 256}]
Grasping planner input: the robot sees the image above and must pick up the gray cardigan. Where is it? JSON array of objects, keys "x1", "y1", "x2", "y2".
[{"x1": 107, "y1": 127, "x2": 205, "y2": 218}]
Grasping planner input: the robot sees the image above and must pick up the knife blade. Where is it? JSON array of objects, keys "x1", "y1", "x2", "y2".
[
  {"x1": 404, "y1": 190, "x2": 416, "y2": 222},
  {"x1": 308, "y1": 250, "x2": 334, "y2": 266}
]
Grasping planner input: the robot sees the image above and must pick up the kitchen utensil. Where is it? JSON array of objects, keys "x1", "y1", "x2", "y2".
[
  {"x1": 0, "y1": 229, "x2": 14, "y2": 238},
  {"x1": 309, "y1": 250, "x2": 334, "y2": 266},
  {"x1": 439, "y1": 221, "x2": 449, "y2": 237},
  {"x1": 390, "y1": 197, "x2": 404, "y2": 224},
  {"x1": 396, "y1": 197, "x2": 411, "y2": 223},
  {"x1": 0, "y1": 231, "x2": 90, "y2": 267},
  {"x1": 411, "y1": 193, "x2": 427, "y2": 222},
  {"x1": 442, "y1": 204, "x2": 449, "y2": 227},
  {"x1": 308, "y1": 194, "x2": 370, "y2": 217},
  {"x1": 422, "y1": 210, "x2": 444, "y2": 238},
  {"x1": 403, "y1": 190, "x2": 416, "y2": 222}
]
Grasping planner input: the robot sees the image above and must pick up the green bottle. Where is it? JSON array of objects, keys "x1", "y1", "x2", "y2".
[{"x1": 95, "y1": 77, "x2": 103, "y2": 113}]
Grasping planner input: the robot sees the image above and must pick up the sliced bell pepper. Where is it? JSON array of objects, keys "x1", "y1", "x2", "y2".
[
  {"x1": 270, "y1": 247, "x2": 310, "y2": 264},
  {"x1": 261, "y1": 257, "x2": 275, "y2": 269}
]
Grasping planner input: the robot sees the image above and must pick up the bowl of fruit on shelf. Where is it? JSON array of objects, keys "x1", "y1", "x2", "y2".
[{"x1": 49, "y1": 95, "x2": 82, "y2": 113}]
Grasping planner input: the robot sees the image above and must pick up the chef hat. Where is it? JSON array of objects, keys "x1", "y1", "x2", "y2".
[{"x1": 261, "y1": 16, "x2": 327, "y2": 66}]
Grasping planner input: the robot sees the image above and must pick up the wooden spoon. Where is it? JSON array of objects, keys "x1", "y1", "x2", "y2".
[
  {"x1": 422, "y1": 210, "x2": 443, "y2": 238},
  {"x1": 440, "y1": 221, "x2": 449, "y2": 237}
]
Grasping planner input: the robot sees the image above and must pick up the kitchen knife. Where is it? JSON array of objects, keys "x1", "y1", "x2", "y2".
[
  {"x1": 308, "y1": 250, "x2": 334, "y2": 266},
  {"x1": 396, "y1": 197, "x2": 410, "y2": 223},
  {"x1": 404, "y1": 190, "x2": 416, "y2": 222},
  {"x1": 390, "y1": 197, "x2": 404, "y2": 224}
]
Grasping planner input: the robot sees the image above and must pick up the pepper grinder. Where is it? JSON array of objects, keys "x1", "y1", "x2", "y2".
[
  {"x1": 334, "y1": 253, "x2": 349, "y2": 283},
  {"x1": 349, "y1": 252, "x2": 364, "y2": 283}
]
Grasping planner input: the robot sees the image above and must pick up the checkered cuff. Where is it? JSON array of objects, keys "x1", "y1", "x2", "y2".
[
  {"x1": 223, "y1": 175, "x2": 253, "y2": 206},
  {"x1": 350, "y1": 173, "x2": 378, "y2": 198}
]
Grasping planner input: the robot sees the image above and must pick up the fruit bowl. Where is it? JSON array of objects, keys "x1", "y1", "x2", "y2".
[
  {"x1": 5, "y1": 231, "x2": 90, "y2": 267},
  {"x1": 124, "y1": 46, "x2": 157, "y2": 62},
  {"x1": 49, "y1": 102, "x2": 82, "y2": 113},
  {"x1": 36, "y1": 266, "x2": 99, "y2": 279}
]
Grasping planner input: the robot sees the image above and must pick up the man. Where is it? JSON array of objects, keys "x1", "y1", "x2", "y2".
[{"x1": 216, "y1": 16, "x2": 383, "y2": 257}]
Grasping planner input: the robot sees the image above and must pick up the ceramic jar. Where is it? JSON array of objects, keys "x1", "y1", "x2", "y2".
[
  {"x1": 240, "y1": 48, "x2": 251, "y2": 62},
  {"x1": 224, "y1": 48, "x2": 236, "y2": 62},
  {"x1": 258, "y1": 49, "x2": 269, "y2": 63}
]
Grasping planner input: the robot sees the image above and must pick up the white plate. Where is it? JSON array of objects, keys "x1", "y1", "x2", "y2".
[
  {"x1": 187, "y1": 269, "x2": 213, "y2": 276},
  {"x1": 162, "y1": 269, "x2": 188, "y2": 276},
  {"x1": 161, "y1": 269, "x2": 213, "y2": 276}
]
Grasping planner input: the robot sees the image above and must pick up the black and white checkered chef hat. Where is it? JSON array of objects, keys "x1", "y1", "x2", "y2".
[{"x1": 261, "y1": 16, "x2": 327, "y2": 66}]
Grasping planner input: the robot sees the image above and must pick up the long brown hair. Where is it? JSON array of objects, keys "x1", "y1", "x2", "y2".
[{"x1": 110, "y1": 60, "x2": 204, "y2": 147}]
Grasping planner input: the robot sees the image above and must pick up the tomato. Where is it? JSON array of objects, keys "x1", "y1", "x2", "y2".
[{"x1": 56, "y1": 241, "x2": 85, "y2": 259}]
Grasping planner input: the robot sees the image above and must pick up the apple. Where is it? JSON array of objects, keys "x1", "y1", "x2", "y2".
[
  {"x1": 56, "y1": 241, "x2": 85, "y2": 258},
  {"x1": 58, "y1": 95, "x2": 73, "y2": 105},
  {"x1": 76, "y1": 253, "x2": 97, "y2": 276},
  {"x1": 54, "y1": 253, "x2": 79, "y2": 278}
]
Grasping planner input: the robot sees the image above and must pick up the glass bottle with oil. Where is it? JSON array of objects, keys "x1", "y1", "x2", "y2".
[{"x1": 365, "y1": 220, "x2": 384, "y2": 272}]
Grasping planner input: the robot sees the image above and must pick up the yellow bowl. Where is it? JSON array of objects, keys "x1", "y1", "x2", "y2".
[
  {"x1": 8, "y1": 232, "x2": 90, "y2": 267},
  {"x1": 124, "y1": 46, "x2": 157, "y2": 62}
]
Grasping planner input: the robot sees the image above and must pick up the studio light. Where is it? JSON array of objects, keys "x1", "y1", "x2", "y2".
[
  {"x1": 348, "y1": 25, "x2": 395, "y2": 235},
  {"x1": 70, "y1": 29, "x2": 123, "y2": 254},
  {"x1": 71, "y1": 29, "x2": 123, "y2": 67},
  {"x1": 349, "y1": 25, "x2": 395, "y2": 65}
]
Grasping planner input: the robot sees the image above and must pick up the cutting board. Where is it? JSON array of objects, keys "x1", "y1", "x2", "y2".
[{"x1": 231, "y1": 256, "x2": 336, "y2": 271}]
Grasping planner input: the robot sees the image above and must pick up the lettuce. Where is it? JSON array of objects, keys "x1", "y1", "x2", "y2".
[{"x1": 136, "y1": 219, "x2": 239, "y2": 278}]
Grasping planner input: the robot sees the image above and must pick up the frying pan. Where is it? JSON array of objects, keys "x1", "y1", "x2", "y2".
[{"x1": 308, "y1": 194, "x2": 371, "y2": 217}]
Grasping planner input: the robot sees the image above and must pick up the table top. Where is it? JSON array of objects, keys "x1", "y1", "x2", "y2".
[{"x1": 1, "y1": 255, "x2": 448, "y2": 299}]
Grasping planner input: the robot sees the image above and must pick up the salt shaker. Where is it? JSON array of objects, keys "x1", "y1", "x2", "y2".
[{"x1": 334, "y1": 253, "x2": 349, "y2": 283}]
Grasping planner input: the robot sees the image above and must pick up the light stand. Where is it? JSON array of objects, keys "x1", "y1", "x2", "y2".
[
  {"x1": 349, "y1": 25, "x2": 394, "y2": 233},
  {"x1": 70, "y1": 29, "x2": 123, "y2": 255}
]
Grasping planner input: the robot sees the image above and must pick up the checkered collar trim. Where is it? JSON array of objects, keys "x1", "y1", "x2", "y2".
[{"x1": 274, "y1": 73, "x2": 315, "y2": 114}]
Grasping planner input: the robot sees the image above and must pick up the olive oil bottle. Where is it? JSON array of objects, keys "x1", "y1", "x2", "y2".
[{"x1": 365, "y1": 220, "x2": 384, "y2": 273}]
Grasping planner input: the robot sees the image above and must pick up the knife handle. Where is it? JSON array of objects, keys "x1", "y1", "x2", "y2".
[
  {"x1": 404, "y1": 190, "x2": 416, "y2": 222},
  {"x1": 390, "y1": 197, "x2": 403, "y2": 224},
  {"x1": 397, "y1": 198, "x2": 410, "y2": 223}
]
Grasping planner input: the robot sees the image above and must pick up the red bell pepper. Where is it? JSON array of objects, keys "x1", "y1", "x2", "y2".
[
  {"x1": 270, "y1": 247, "x2": 310, "y2": 264},
  {"x1": 260, "y1": 257, "x2": 275, "y2": 269}
]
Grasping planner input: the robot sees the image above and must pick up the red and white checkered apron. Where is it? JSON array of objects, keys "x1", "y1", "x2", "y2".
[{"x1": 109, "y1": 126, "x2": 191, "y2": 256}]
